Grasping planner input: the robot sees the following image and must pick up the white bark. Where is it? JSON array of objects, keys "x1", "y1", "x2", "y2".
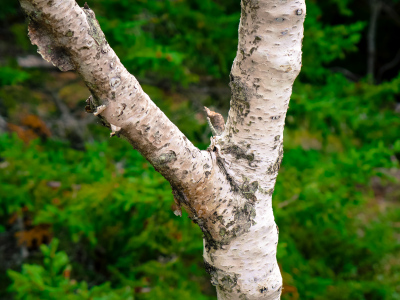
[
  {"x1": 18, "y1": 0, "x2": 305, "y2": 299},
  {"x1": 205, "y1": 2, "x2": 305, "y2": 299}
]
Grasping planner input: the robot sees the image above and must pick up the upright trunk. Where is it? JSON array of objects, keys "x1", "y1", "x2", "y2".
[
  {"x1": 367, "y1": 0, "x2": 382, "y2": 83},
  {"x1": 203, "y1": 1, "x2": 305, "y2": 298},
  {"x1": 17, "y1": 0, "x2": 305, "y2": 299}
]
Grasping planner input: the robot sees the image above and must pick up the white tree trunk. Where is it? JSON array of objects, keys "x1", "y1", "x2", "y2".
[{"x1": 18, "y1": 0, "x2": 305, "y2": 299}]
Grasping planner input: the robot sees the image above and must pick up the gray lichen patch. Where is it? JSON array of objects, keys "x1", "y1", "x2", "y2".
[
  {"x1": 154, "y1": 150, "x2": 177, "y2": 167},
  {"x1": 220, "y1": 274, "x2": 239, "y2": 293},
  {"x1": 241, "y1": 180, "x2": 259, "y2": 201},
  {"x1": 240, "y1": 0, "x2": 260, "y2": 26},
  {"x1": 266, "y1": 188, "x2": 274, "y2": 196},
  {"x1": 267, "y1": 141, "x2": 284, "y2": 175},
  {"x1": 221, "y1": 144, "x2": 254, "y2": 163},
  {"x1": 204, "y1": 261, "x2": 240, "y2": 294},
  {"x1": 83, "y1": 6, "x2": 108, "y2": 54},
  {"x1": 65, "y1": 30, "x2": 74, "y2": 37},
  {"x1": 229, "y1": 75, "x2": 251, "y2": 120},
  {"x1": 267, "y1": 156, "x2": 282, "y2": 175},
  {"x1": 219, "y1": 227, "x2": 227, "y2": 237},
  {"x1": 257, "y1": 185, "x2": 274, "y2": 196},
  {"x1": 242, "y1": 0, "x2": 260, "y2": 9},
  {"x1": 204, "y1": 199, "x2": 257, "y2": 252}
]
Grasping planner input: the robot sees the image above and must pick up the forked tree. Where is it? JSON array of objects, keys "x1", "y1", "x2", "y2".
[{"x1": 18, "y1": 0, "x2": 306, "y2": 299}]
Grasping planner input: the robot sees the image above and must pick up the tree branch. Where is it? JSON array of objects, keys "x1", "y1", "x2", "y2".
[
  {"x1": 377, "y1": 48, "x2": 400, "y2": 82},
  {"x1": 330, "y1": 67, "x2": 361, "y2": 82},
  {"x1": 19, "y1": 0, "x2": 212, "y2": 203},
  {"x1": 382, "y1": 2, "x2": 400, "y2": 27}
]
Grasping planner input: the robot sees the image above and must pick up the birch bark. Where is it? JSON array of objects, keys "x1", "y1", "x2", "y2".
[{"x1": 18, "y1": 0, "x2": 305, "y2": 299}]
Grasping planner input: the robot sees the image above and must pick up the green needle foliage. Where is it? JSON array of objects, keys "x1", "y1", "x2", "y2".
[
  {"x1": 1, "y1": 135, "x2": 212, "y2": 300},
  {"x1": 8, "y1": 239, "x2": 135, "y2": 300}
]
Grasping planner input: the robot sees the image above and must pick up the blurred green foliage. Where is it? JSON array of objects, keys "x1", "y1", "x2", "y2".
[
  {"x1": 0, "y1": 0, "x2": 400, "y2": 299},
  {"x1": 92, "y1": 0, "x2": 240, "y2": 85},
  {"x1": 8, "y1": 239, "x2": 135, "y2": 300},
  {"x1": 0, "y1": 134, "x2": 212, "y2": 300},
  {"x1": 0, "y1": 67, "x2": 30, "y2": 87}
]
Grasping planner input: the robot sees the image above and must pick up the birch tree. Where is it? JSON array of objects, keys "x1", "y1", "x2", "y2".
[{"x1": 18, "y1": 0, "x2": 306, "y2": 299}]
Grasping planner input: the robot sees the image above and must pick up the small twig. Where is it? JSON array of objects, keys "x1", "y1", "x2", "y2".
[
  {"x1": 330, "y1": 67, "x2": 361, "y2": 82},
  {"x1": 204, "y1": 106, "x2": 225, "y2": 136},
  {"x1": 377, "y1": 48, "x2": 400, "y2": 82},
  {"x1": 207, "y1": 117, "x2": 219, "y2": 136},
  {"x1": 381, "y1": 2, "x2": 400, "y2": 27},
  {"x1": 278, "y1": 194, "x2": 299, "y2": 208}
]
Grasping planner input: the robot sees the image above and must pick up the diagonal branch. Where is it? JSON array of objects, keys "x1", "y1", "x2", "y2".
[
  {"x1": 377, "y1": 48, "x2": 400, "y2": 82},
  {"x1": 382, "y1": 1, "x2": 400, "y2": 27},
  {"x1": 18, "y1": 0, "x2": 212, "y2": 201}
]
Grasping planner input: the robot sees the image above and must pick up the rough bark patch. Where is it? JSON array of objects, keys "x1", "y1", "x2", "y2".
[
  {"x1": 28, "y1": 20, "x2": 75, "y2": 71},
  {"x1": 229, "y1": 75, "x2": 251, "y2": 120}
]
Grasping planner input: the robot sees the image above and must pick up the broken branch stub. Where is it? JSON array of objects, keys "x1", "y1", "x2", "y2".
[{"x1": 204, "y1": 106, "x2": 225, "y2": 135}]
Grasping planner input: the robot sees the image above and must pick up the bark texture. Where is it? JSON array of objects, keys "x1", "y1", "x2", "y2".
[
  {"x1": 205, "y1": 2, "x2": 305, "y2": 299},
  {"x1": 18, "y1": 0, "x2": 305, "y2": 299}
]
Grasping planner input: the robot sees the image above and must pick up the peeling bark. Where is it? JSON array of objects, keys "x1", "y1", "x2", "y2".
[{"x1": 18, "y1": 0, "x2": 305, "y2": 299}]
